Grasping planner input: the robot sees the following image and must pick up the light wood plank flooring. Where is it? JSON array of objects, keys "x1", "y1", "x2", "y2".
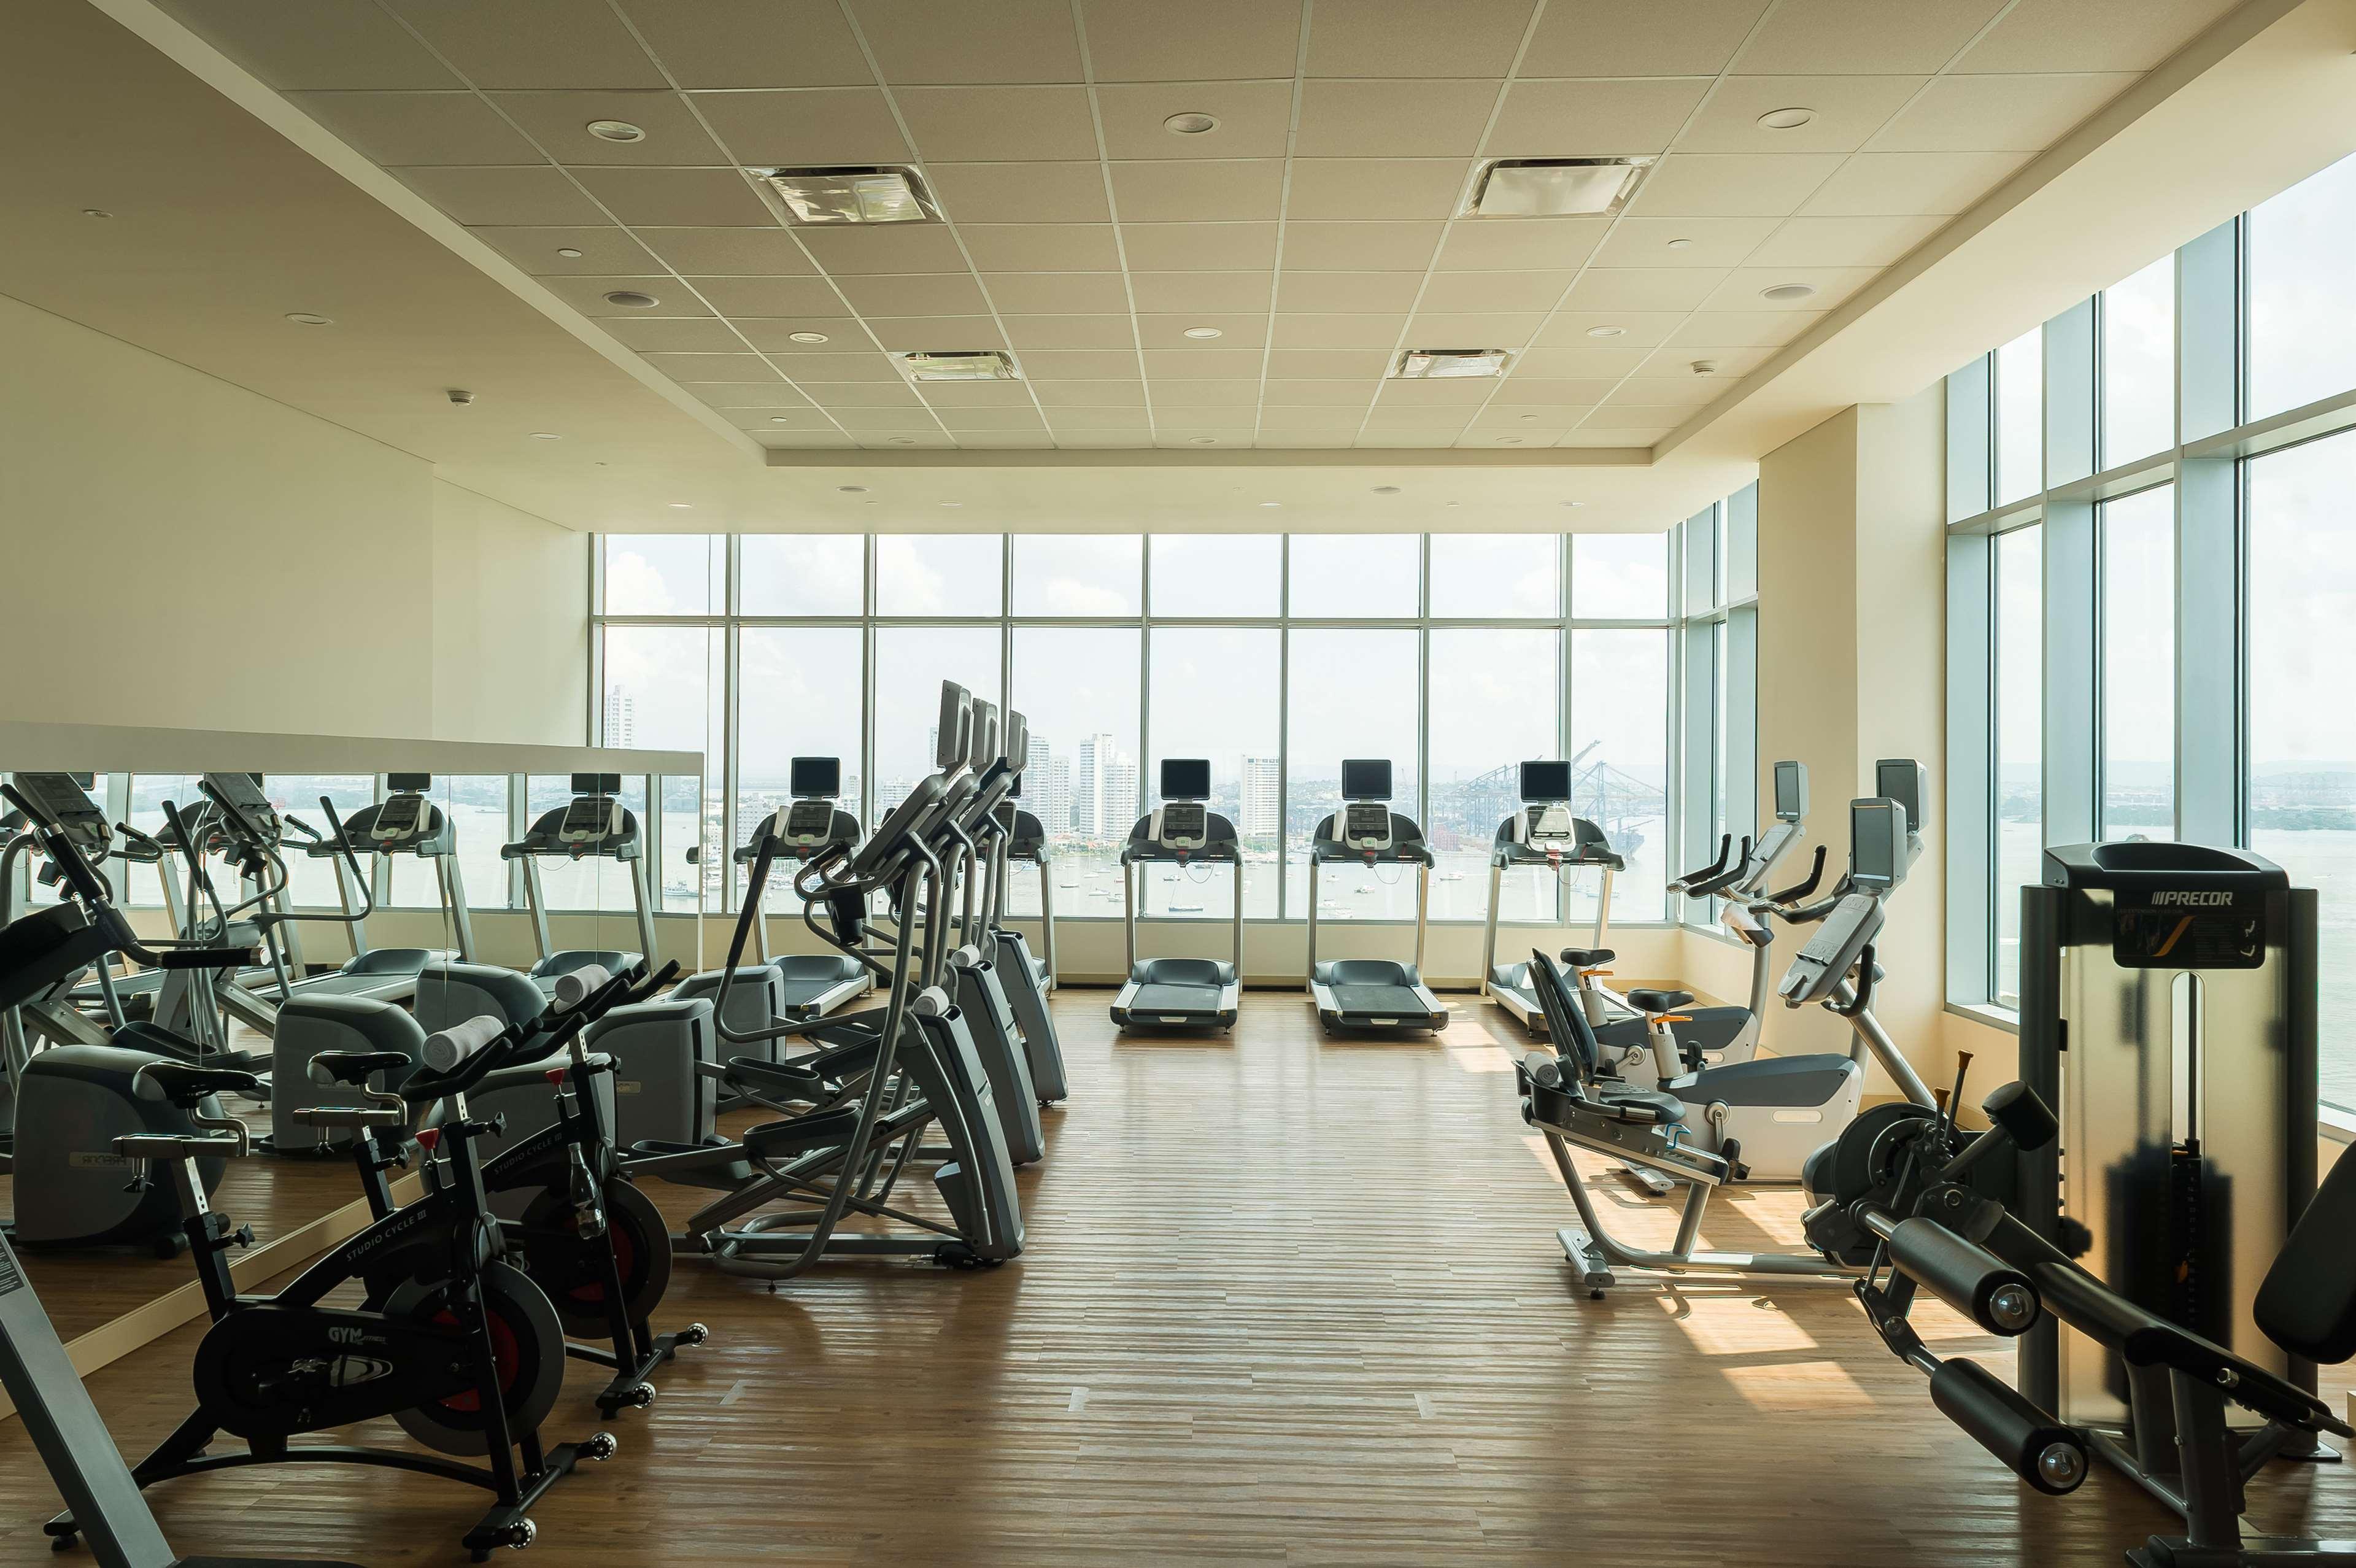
[{"x1": 0, "y1": 990, "x2": 2348, "y2": 1566}]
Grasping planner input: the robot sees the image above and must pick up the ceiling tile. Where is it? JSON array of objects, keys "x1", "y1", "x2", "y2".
[
  {"x1": 1530, "y1": 312, "x2": 1688, "y2": 346},
  {"x1": 1467, "y1": 412, "x2": 1585, "y2": 435},
  {"x1": 1137, "y1": 315, "x2": 1268, "y2": 349},
  {"x1": 932, "y1": 405, "x2": 1051, "y2": 428},
  {"x1": 1270, "y1": 313, "x2": 1407, "y2": 349},
  {"x1": 1040, "y1": 393, "x2": 1150, "y2": 417},
  {"x1": 1263, "y1": 380, "x2": 1381, "y2": 407},
  {"x1": 1625, "y1": 153, "x2": 1845, "y2": 217},
  {"x1": 851, "y1": 0, "x2": 1082, "y2": 83},
  {"x1": 1149, "y1": 380, "x2": 1264, "y2": 406},
  {"x1": 1675, "y1": 75, "x2": 1927, "y2": 155},
  {"x1": 895, "y1": 87, "x2": 1099, "y2": 161},
  {"x1": 857, "y1": 433, "x2": 959, "y2": 447},
  {"x1": 686, "y1": 275, "x2": 844, "y2": 315},
  {"x1": 984, "y1": 272, "x2": 1135, "y2": 314},
  {"x1": 1016, "y1": 350, "x2": 1141, "y2": 378},
  {"x1": 1486, "y1": 79, "x2": 1712, "y2": 157},
  {"x1": 1121, "y1": 222, "x2": 1280, "y2": 271},
  {"x1": 643, "y1": 351, "x2": 784, "y2": 380},
  {"x1": 1131, "y1": 271, "x2": 1274, "y2": 313},
  {"x1": 1434, "y1": 218, "x2": 1607, "y2": 272},
  {"x1": 1557, "y1": 428, "x2": 1664, "y2": 446},
  {"x1": 1562, "y1": 268, "x2": 1728, "y2": 312},
  {"x1": 829, "y1": 273, "x2": 984, "y2": 315},
  {"x1": 1294, "y1": 80, "x2": 1498, "y2": 158},
  {"x1": 1110, "y1": 160, "x2": 1286, "y2": 222},
  {"x1": 925, "y1": 163, "x2": 1112, "y2": 225},
  {"x1": 1584, "y1": 404, "x2": 1691, "y2": 428},
  {"x1": 1663, "y1": 309, "x2": 1826, "y2": 346},
  {"x1": 1141, "y1": 349, "x2": 1269, "y2": 379},
  {"x1": 160, "y1": 0, "x2": 462, "y2": 89},
  {"x1": 1512, "y1": 344, "x2": 1651, "y2": 377},
  {"x1": 604, "y1": 315, "x2": 746, "y2": 350},
  {"x1": 1306, "y1": 0, "x2": 1538, "y2": 77},
  {"x1": 863, "y1": 315, "x2": 1009, "y2": 349},
  {"x1": 917, "y1": 381, "x2": 1037, "y2": 407},
  {"x1": 1956, "y1": 0, "x2": 2238, "y2": 73},
  {"x1": 731, "y1": 317, "x2": 862, "y2": 350},
  {"x1": 1796, "y1": 151, "x2": 2028, "y2": 216},
  {"x1": 382, "y1": 0, "x2": 665, "y2": 88},
  {"x1": 1461, "y1": 430, "x2": 1556, "y2": 448},
  {"x1": 1740, "y1": 214, "x2": 1941, "y2": 267},
  {"x1": 1259, "y1": 405, "x2": 1372, "y2": 426},
  {"x1": 291, "y1": 91, "x2": 540, "y2": 166},
  {"x1": 1003, "y1": 315, "x2": 1141, "y2": 350},
  {"x1": 1735, "y1": 0, "x2": 2007, "y2": 74},
  {"x1": 395, "y1": 164, "x2": 605, "y2": 225},
  {"x1": 1362, "y1": 402, "x2": 1474, "y2": 425},
  {"x1": 1286, "y1": 160, "x2": 1470, "y2": 222},
  {"x1": 1869, "y1": 74, "x2": 2137, "y2": 154},
  {"x1": 1054, "y1": 429, "x2": 1157, "y2": 443},
  {"x1": 726, "y1": 407, "x2": 837, "y2": 428},
  {"x1": 1154, "y1": 434, "x2": 1256, "y2": 447},
  {"x1": 1639, "y1": 342, "x2": 1774, "y2": 376},
  {"x1": 1377, "y1": 378, "x2": 1505, "y2": 406},
  {"x1": 1279, "y1": 221, "x2": 1442, "y2": 271},
  {"x1": 1490, "y1": 377, "x2": 1620, "y2": 403},
  {"x1": 572, "y1": 165, "x2": 773, "y2": 225},
  {"x1": 542, "y1": 274, "x2": 713, "y2": 315},
  {"x1": 1699, "y1": 265, "x2": 1875, "y2": 312},
  {"x1": 1404, "y1": 310, "x2": 1548, "y2": 342},
  {"x1": 754, "y1": 430, "x2": 859, "y2": 445},
  {"x1": 1416, "y1": 271, "x2": 1571, "y2": 313},
  {"x1": 801, "y1": 380, "x2": 927, "y2": 407},
  {"x1": 1079, "y1": 0, "x2": 1303, "y2": 81},
  {"x1": 1608, "y1": 376, "x2": 1725, "y2": 409},
  {"x1": 634, "y1": 226, "x2": 817, "y2": 274},
  {"x1": 797, "y1": 224, "x2": 970, "y2": 274},
  {"x1": 951, "y1": 434, "x2": 1057, "y2": 446},
  {"x1": 1267, "y1": 349, "x2": 1394, "y2": 378},
  {"x1": 957, "y1": 224, "x2": 1125, "y2": 272},
  {"x1": 490, "y1": 90, "x2": 728, "y2": 166},
  {"x1": 1095, "y1": 82, "x2": 1296, "y2": 160},
  {"x1": 472, "y1": 224, "x2": 659, "y2": 274},
  {"x1": 1255, "y1": 436, "x2": 1356, "y2": 448},
  {"x1": 770, "y1": 350, "x2": 902, "y2": 381},
  {"x1": 833, "y1": 409, "x2": 949, "y2": 431},
  {"x1": 616, "y1": 0, "x2": 873, "y2": 88},
  {"x1": 1275, "y1": 271, "x2": 1423, "y2": 312},
  {"x1": 1518, "y1": 0, "x2": 1771, "y2": 77},
  {"x1": 686, "y1": 88, "x2": 911, "y2": 164},
  {"x1": 1357, "y1": 431, "x2": 1469, "y2": 447},
  {"x1": 694, "y1": 384, "x2": 813, "y2": 407},
  {"x1": 1588, "y1": 215, "x2": 1776, "y2": 269}
]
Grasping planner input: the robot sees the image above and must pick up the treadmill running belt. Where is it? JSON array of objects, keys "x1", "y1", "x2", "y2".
[
  {"x1": 1331, "y1": 984, "x2": 1419, "y2": 1014},
  {"x1": 1131, "y1": 983, "x2": 1215, "y2": 1013}
]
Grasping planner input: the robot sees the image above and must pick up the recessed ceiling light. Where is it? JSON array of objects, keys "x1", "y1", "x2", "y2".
[
  {"x1": 1188, "y1": 437, "x2": 1219, "y2": 444},
  {"x1": 1371, "y1": 485, "x2": 1401, "y2": 494},
  {"x1": 529, "y1": 431, "x2": 563, "y2": 440},
  {"x1": 81, "y1": 207, "x2": 112, "y2": 219},
  {"x1": 1445, "y1": 500, "x2": 1462, "y2": 508},
  {"x1": 837, "y1": 485, "x2": 867, "y2": 493},
  {"x1": 586, "y1": 119, "x2": 646, "y2": 143},
  {"x1": 757, "y1": 165, "x2": 937, "y2": 226},
  {"x1": 1665, "y1": 238, "x2": 1694, "y2": 252},
  {"x1": 284, "y1": 312, "x2": 333, "y2": 326},
  {"x1": 555, "y1": 246, "x2": 585, "y2": 258},
  {"x1": 1164, "y1": 112, "x2": 1219, "y2": 136},
  {"x1": 1392, "y1": 347, "x2": 1510, "y2": 379},
  {"x1": 1495, "y1": 436, "x2": 1524, "y2": 444},
  {"x1": 1758, "y1": 107, "x2": 1817, "y2": 131},
  {"x1": 787, "y1": 331, "x2": 830, "y2": 344},
  {"x1": 1519, "y1": 414, "x2": 1540, "y2": 421},
  {"x1": 1585, "y1": 325, "x2": 1626, "y2": 339},
  {"x1": 1467, "y1": 156, "x2": 1652, "y2": 218},
  {"x1": 1760, "y1": 283, "x2": 1818, "y2": 302},
  {"x1": 888, "y1": 437, "x2": 917, "y2": 444},
  {"x1": 940, "y1": 501, "x2": 962, "y2": 507},
  {"x1": 1258, "y1": 501, "x2": 1281, "y2": 508},
  {"x1": 1690, "y1": 358, "x2": 1721, "y2": 375},
  {"x1": 897, "y1": 349, "x2": 1019, "y2": 381},
  {"x1": 1561, "y1": 500, "x2": 1586, "y2": 508},
  {"x1": 1183, "y1": 326, "x2": 1223, "y2": 340},
  {"x1": 668, "y1": 501, "x2": 692, "y2": 509},
  {"x1": 603, "y1": 289, "x2": 660, "y2": 308},
  {"x1": 770, "y1": 416, "x2": 797, "y2": 423}
]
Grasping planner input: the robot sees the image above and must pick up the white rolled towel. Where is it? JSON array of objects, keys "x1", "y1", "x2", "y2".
[
  {"x1": 422, "y1": 1013, "x2": 508, "y2": 1072},
  {"x1": 552, "y1": 965, "x2": 614, "y2": 1013}
]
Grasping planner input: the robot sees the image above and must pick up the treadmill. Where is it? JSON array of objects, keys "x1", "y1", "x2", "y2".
[
  {"x1": 506, "y1": 773, "x2": 657, "y2": 998},
  {"x1": 1110, "y1": 759, "x2": 1242, "y2": 1032},
  {"x1": 736, "y1": 758, "x2": 872, "y2": 1017},
  {"x1": 1481, "y1": 759, "x2": 1610, "y2": 1033},
  {"x1": 1305, "y1": 759, "x2": 1448, "y2": 1035}
]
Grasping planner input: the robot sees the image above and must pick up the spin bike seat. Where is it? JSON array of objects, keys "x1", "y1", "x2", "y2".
[
  {"x1": 308, "y1": 1049, "x2": 416, "y2": 1086},
  {"x1": 134, "y1": 1062, "x2": 262, "y2": 1106},
  {"x1": 1559, "y1": 948, "x2": 1615, "y2": 968},
  {"x1": 1625, "y1": 989, "x2": 1694, "y2": 1015}
]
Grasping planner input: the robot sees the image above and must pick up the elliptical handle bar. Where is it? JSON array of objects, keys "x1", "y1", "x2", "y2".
[
  {"x1": 1668, "y1": 832, "x2": 1734, "y2": 892},
  {"x1": 1763, "y1": 844, "x2": 1828, "y2": 907}
]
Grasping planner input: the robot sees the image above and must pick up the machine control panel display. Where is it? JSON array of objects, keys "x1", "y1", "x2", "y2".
[
  {"x1": 1158, "y1": 802, "x2": 1207, "y2": 851},
  {"x1": 202, "y1": 772, "x2": 282, "y2": 841},
  {"x1": 781, "y1": 800, "x2": 837, "y2": 846},
  {"x1": 371, "y1": 792, "x2": 427, "y2": 843},
  {"x1": 10, "y1": 773, "x2": 108, "y2": 852},
  {"x1": 2112, "y1": 890, "x2": 2265, "y2": 970},
  {"x1": 1343, "y1": 802, "x2": 1392, "y2": 851},
  {"x1": 1523, "y1": 801, "x2": 1577, "y2": 844},
  {"x1": 558, "y1": 795, "x2": 622, "y2": 844}
]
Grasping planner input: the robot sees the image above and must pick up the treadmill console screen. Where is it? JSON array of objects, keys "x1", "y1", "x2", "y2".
[
  {"x1": 1523, "y1": 801, "x2": 1577, "y2": 843},
  {"x1": 1160, "y1": 758, "x2": 1211, "y2": 802},
  {"x1": 1343, "y1": 801, "x2": 1392, "y2": 850},
  {"x1": 1518, "y1": 760, "x2": 1572, "y2": 803},
  {"x1": 1340, "y1": 759, "x2": 1391, "y2": 802},
  {"x1": 387, "y1": 773, "x2": 432, "y2": 793},
  {"x1": 571, "y1": 773, "x2": 622, "y2": 797},
  {"x1": 781, "y1": 800, "x2": 837, "y2": 846},
  {"x1": 789, "y1": 757, "x2": 841, "y2": 799},
  {"x1": 371, "y1": 792, "x2": 427, "y2": 843},
  {"x1": 1774, "y1": 760, "x2": 1807, "y2": 822},
  {"x1": 1159, "y1": 801, "x2": 1207, "y2": 850},
  {"x1": 558, "y1": 795, "x2": 621, "y2": 844}
]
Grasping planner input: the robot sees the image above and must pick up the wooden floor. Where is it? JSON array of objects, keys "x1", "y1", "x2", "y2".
[{"x1": 1, "y1": 989, "x2": 2349, "y2": 1566}]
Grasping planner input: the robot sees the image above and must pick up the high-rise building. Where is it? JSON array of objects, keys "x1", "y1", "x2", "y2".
[
  {"x1": 1103, "y1": 757, "x2": 1138, "y2": 833},
  {"x1": 1045, "y1": 755, "x2": 1072, "y2": 836},
  {"x1": 1073, "y1": 732, "x2": 1134, "y2": 840},
  {"x1": 1240, "y1": 755, "x2": 1281, "y2": 836},
  {"x1": 603, "y1": 688, "x2": 635, "y2": 748}
]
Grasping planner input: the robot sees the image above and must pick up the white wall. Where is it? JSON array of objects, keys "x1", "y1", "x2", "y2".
[{"x1": 0, "y1": 292, "x2": 587, "y2": 740}]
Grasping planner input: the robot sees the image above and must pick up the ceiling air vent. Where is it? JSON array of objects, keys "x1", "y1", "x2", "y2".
[
  {"x1": 897, "y1": 350, "x2": 1021, "y2": 382},
  {"x1": 1391, "y1": 348, "x2": 1511, "y2": 380},
  {"x1": 756, "y1": 165, "x2": 938, "y2": 225},
  {"x1": 1467, "y1": 157, "x2": 1653, "y2": 218}
]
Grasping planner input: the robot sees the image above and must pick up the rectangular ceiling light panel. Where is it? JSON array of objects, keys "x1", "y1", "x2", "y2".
[
  {"x1": 757, "y1": 166, "x2": 938, "y2": 225},
  {"x1": 1391, "y1": 348, "x2": 1511, "y2": 379},
  {"x1": 1469, "y1": 157, "x2": 1652, "y2": 218},
  {"x1": 898, "y1": 350, "x2": 1022, "y2": 381}
]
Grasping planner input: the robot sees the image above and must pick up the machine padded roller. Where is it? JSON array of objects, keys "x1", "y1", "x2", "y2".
[
  {"x1": 1980, "y1": 1081, "x2": 2057, "y2": 1153},
  {"x1": 1887, "y1": 1216, "x2": 2041, "y2": 1336},
  {"x1": 1929, "y1": 1358, "x2": 2086, "y2": 1496}
]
